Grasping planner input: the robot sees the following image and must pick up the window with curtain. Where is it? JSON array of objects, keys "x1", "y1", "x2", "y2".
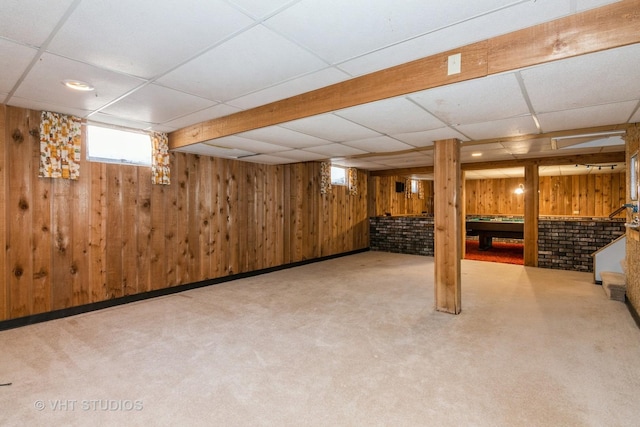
[{"x1": 39, "y1": 111, "x2": 82, "y2": 180}]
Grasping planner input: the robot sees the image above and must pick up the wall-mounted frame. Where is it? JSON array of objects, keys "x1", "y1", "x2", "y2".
[{"x1": 631, "y1": 151, "x2": 638, "y2": 201}]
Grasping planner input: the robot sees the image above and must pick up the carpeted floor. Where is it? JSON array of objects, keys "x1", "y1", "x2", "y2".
[
  {"x1": 465, "y1": 239, "x2": 524, "y2": 265},
  {"x1": 1, "y1": 251, "x2": 639, "y2": 426}
]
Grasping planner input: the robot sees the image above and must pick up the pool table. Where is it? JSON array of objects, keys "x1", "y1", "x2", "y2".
[{"x1": 466, "y1": 218, "x2": 524, "y2": 250}]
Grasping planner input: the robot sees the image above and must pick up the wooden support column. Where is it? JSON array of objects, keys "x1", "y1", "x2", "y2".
[
  {"x1": 524, "y1": 164, "x2": 539, "y2": 266},
  {"x1": 460, "y1": 170, "x2": 466, "y2": 260},
  {"x1": 434, "y1": 139, "x2": 461, "y2": 314}
]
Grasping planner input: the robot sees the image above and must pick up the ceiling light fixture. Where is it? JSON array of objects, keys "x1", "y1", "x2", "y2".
[
  {"x1": 514, "y1": 184, "x2": 524, "y2": 195},
  {"x1": 471, "y1": 152, "x2": 482, "y2": 157},
  {"x1": 62, "y1": 79, "x2": 95, "y2": 92}
]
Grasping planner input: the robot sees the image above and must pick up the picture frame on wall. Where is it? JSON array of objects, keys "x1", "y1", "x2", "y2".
[{"x1": 632, "y1": 152, "x2": 639, "y2": 201}]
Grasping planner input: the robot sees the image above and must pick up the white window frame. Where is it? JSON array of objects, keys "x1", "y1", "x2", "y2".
[
  {"x1": 330, "y1": 165, "x2": 347, "y2": 186},
  {"x1": 86, "y1": 123, "x2": 152, "y2": 166}
]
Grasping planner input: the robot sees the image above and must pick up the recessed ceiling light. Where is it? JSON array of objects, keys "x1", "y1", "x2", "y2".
[
  {"x1": 471, "y1": 152, "x2": 482, "y2": 157},
  {"x1": 62, "y1": 79, "x2": 95, "y2": 91}
]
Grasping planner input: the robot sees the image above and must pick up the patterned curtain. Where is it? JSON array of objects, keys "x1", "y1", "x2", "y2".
[
  {"x1": 39, "y1": 111, "x2": 81, "y2": 180},
  {"x1": 320, "y1": 161, "x2": 332, "y2": 194},
  {"x1": 405, "y1": 178, "x2": 412, "y2": 199},
  {"x1": 347, "y1": 167, "x2": 358, "y2": 196},
  {"x1": 418, "y1": 181, "x2": 425, "y2": 200},
  {"x1": 151, "y1": 132, "x2": 170, "y2": 185}
]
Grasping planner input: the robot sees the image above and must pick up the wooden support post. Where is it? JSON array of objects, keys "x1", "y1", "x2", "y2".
[
  {"x1": 434, "y1": 139, "x2": 462, "y2": 314},
  {"x1": 460, "y1": 170, "x2": 466, "y2": 260},
  {"x1": 524, "y1": 164, "x2": 539, "y2": 266}
]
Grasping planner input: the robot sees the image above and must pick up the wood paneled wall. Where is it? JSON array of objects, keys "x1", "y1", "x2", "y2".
[
  {"x1": 0, "y1": 106, "x2": 369, "y2": 321},
  {"x1": 368, "y1": 175, "x2": 434, "y2": 217},
  {"x1": 465, "y1": 174, "x2": 626, "y2": 217}
]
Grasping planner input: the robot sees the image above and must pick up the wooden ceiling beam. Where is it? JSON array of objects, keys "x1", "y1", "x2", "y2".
[{"x1": 169, "y1": 0, "x2": 640, "y2": 150}]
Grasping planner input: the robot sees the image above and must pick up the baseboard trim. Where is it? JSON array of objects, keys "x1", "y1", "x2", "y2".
[
  {"x1": 626, "y1": 298, "x2": 640, "y2": 330},
  {"x1": 0, "y1": 248, "x2": 369, "y2": 331}
]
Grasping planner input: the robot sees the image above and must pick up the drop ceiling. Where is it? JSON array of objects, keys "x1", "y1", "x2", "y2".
[{"x1": 1, "y1": 0, "x2": 638, "y2": 173}]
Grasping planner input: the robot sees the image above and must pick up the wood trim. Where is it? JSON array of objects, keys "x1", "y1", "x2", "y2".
[
  {"x1": 169, "y1": 0, "x2": 640, "y2": 149},
  {"x1": 434, "y1": 139, "x2": 461, "y2": 314},
  {"x1": 0, "y1": 105, "x2": 6, "y2": 321}
]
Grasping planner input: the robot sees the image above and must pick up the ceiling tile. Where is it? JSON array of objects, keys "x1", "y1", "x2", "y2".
[
  {"x1": 281, "y1": 114, "x2": 381, "y2": 142},
  {"x1": 630, "y1": 105, "x2": 640, "y2": 123},
  {"x1": 239, "y1": 154, "x2": 299, "y2": 165},
  {"x1": 89, "y1": 113, "x2": 153, "y2": 131},
  {"x1": 0, "y1": 40, "x2": 37, "y2": 94},
  {"x1": 266, "y1": 0, "x2": 528, "y2": 64},
  {"x1": 269, "y1": 150, "x2": 328, "y2": 162},
  {"x1": 576, "y1": 0, "x2": 622, "y2": 12},
  {"x1": 7, "y1": 96, "x2": 90, "y2": 118},
  {"x1": 343, "y1": 136, "x2": 413, "y2": 153},
  {"x1": 501, "y1": 138, "x2": 553, "y2": 155},
  {"x1": 157, "y1": 25, "x2": 328, "y2": 102},
  {"x1": 238, "y1": 126, "x2": 334, "y2": 149},
  {"x1": 227, "y1": 67, "x2": 351, "y2": 110},
  {"x1": 13, "y1": 53, "x2": 145, "y2": 114},
  {"x1": 100, "y1": 83, "x2": 217, "y2": 124},
  {"x1": 0, "y1": 0, "x2": 76, "y2": 46},
  {"x1": 47, "y1": 0, "x2": 254, "y2": 79},
  {"x1": 392, "y1": 127, "x2": 469, "y2": 147},
  {"x1": 331, "y1": 159, "x2": 387, "y2": 169},
  {"x1": 339, "y1": 0, "x2": 572, "y2": 76},
  {"x1": 335, "y1": 97, "x2": 446, "y2": 134},
  {"x1": 161, "y1": 104, "x2": 242, "y2": 130},
  {"x1": 461, "y1": 143, "x2": 505, "y2": 152},
  {"x1": 455, "y1": 115, "x2": 539, "y2": 140},
  {"x1": 537, "y1": 101, "x2": 637, "y2": 132},
  {"x1": 176, "y1": 143, "x2": 254, "y2": 159},
  {"x1": 227, "y1": 0, "x2": 297, "y2": 18},
  {"x1": 409, "y1": 73, "x2": 530, "y2": 126},
  {"x1": 304, "y1": 143, "x2": 369, "y2": 157},
  {"x1": 207, "y1": 135, "x2": 289, "y2": 154},
  {"x1": 522, "y1": 43, "x2": 640, "y2": 113}
]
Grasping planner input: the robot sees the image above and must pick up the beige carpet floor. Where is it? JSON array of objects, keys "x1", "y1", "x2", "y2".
[{"x1": 1, "y1": 251, "x2": 639, "y2": 426}]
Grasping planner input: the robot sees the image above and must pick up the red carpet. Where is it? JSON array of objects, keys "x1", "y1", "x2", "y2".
[{"x1": 464, "y1": 239, "x2": 524, "y2": 265}]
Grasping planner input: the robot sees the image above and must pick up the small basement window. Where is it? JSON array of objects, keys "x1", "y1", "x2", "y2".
[
  {"x1": 87, "y1": 124, "x2": 152, "y2": 166},
  {"x1": 411, "y1": 179, "x2": 419, "y2": 194},
  {"x1": 330, "y1": 165, "x2": 347, "y2": 185}
]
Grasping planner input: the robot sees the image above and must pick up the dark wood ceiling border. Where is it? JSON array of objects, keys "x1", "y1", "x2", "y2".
[{"x1": 169, "y1": 0, "x2": 640, "y2": 150}]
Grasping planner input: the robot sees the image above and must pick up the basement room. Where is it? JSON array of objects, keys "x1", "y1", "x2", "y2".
[{"x1": 1, "y1": 1, "x2": 640, "y2": 425}]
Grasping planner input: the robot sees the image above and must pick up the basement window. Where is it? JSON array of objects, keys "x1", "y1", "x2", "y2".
[
  {"x1": 87, "y1": 124, "x2": 152, "y2": 166},
  {"x1": 330, "y1": 165, "x2": 347, "y2": 186},
  {"x1": 411, "y1": 179, "x2": 419, "y2": 194}
]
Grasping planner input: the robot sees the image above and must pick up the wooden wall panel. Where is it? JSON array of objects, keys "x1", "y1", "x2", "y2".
[
  {"x1": 369, "y1": 175, "x2": 434, "y2": 217},
  {"x1": 0, "y1": 105, "x2": 5, "y2": 321},
  {"x1": 7, "y1": 107, "x2": 33, "y2": 318},
  {"x1": 464, "y1": 174, "x2": 626, "y2": 217},
  {"x1": 0, "y1": 106, "x2": 369, "y2": 322}
]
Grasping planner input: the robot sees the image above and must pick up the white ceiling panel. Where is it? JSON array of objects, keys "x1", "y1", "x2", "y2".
[
  {"x1": 160, "y1": 104, "x2": 242, "y2": 131},
  {"x1": 304, "y1": 143, "x2": 369, "y2": 157},
  {"x1": 207, "y1": 135, "x2": 289, "y2": 154},
  {"x1": 522, "y1": 43, "x2": 640, "y2": 113},
  {"x1": 339, "y1": 0, "x2": 572, "y2": 76},
  {"x1": 0, "y1": 0, "x2": 76, "y2": 46},
  {"x1": 410, "y1": 73, "x2": 530, "y2": 126},
  {"x1": 266, "y1": 0, "x2": 525, "y2": 64},
  {"x1": 100, "y1": 84, "x2": 217, "y2": 124},
  {"x1": 630, "y1": 105, "x2": 640, "y2": 123},
  {"x1": 239, "y1": 126, "x2": 334, "y2": 149},
  {"x1": 455, "y1": 115, "x2": 539, "y2": 140},
  {"x1": 343, "y1": 136, "x2": 413, "y2": 153},
  {"x1": 7, "y1": 96, "x2": 90, "y2": 119},
  {"x1": 461, "y1": 143, "x2": 505, "y2": 152},
  {"x1": 501, "y1": 138, "x2": 553, "y2": 155},
  {"x1": 335, "y1": 97, "x2": 446, "y2": 134},
  {"x1": 239, "y1": 154, "x2": 299, "y2": 164},
  {"x1": 392, "y1": 128, "x2": 470, "y2": 147},
  {"x1": 157, "y1": 25, "x2": 327, "y2": 102},
  {"x1": 89, "y1": 113, "x2": 154, "y2": 131},
  {"x1": 576, "y1": 0, "x2": 623, "y2": 12},
  {"x1": 331, "y1": 159, "x2": 387, "y2": 169},
  {"x1": 281, "y1": 114, "x2": 381, "y2": 142},
  {"x1": 47, "y1": 0, "x2": 253, "y2": 79},
  {"x1": 272, "y1": 150, "x2": 331, "y2": 162},
  {"x1": 0, "y1": 40, "x2": 37, "y2": 94},
  {"x1": 227, "y1": 0, "x2": 297, "y2": 18},
  {"x1": 538, "y1": 101, "x2": 638, "y2": 132},
  {"x1": 176, "y1": 143, "x2": 255, "y2": 159},
  {"x1": 227, "y1": 67, "x2": 351, "y2": 110},
  {"x1": 13, "y1": 53, "x2": 145, "y2": 114}
]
